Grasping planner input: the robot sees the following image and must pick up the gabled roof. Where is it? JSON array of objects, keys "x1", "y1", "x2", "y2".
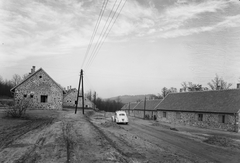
[
  {"x1": 121, "y1": 102, "x2": 139, "y2": 110},
  {"x1": 134, "y1": 99, "x2": 162, "y2": 110},
  {"x1": 10, "y1": 68, "x2": 66, "y2": 94},
  {"x1": 155, "y1": 89, "x2": 240, "y2": 114},
  {"x1": 64, "y1": 88, "x2": 78, "y2": 97}
]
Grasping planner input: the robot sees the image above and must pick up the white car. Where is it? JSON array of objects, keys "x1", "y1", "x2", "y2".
[{"x1": 112, "y1": 111, "x2": 128, "y2": 124}]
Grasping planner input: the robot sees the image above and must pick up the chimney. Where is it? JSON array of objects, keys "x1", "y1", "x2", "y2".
[
  {"x1": 67, "y1": 86, "x2": 69, "y2": 90},
  {"x1": 237, "y1": 83, "x2": 240, "y2": 89},
  {"x1": 31, "y1": 66, "x2": 35, "y2": 74}
]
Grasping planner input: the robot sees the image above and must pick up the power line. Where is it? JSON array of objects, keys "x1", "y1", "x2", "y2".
[
  {"x1": 85, "y1": 0, "x2": 119, "y2": 70},
  {"x1": 85, "y1": 0, "x2": 127, "y2": 70},
  {"x1": 81, "y1": 0, "x2": 109, "y2": 69}
]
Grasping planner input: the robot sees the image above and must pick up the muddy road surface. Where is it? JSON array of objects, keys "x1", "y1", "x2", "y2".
[{"x1": 1, "y1": 110, "x2": 240, "y2": 163}]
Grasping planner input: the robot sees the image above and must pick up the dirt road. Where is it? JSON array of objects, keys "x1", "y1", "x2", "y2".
[{"x1": 1, "y1": 110, "x2": 240, "y2": 163}]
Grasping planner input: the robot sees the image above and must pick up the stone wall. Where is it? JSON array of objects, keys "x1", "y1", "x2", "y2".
[
  {"x1": 63, "y1": 90, "x2": 93, "y2": 108},
  {"x1": 14, "y1": 70, "x2": 63, "y2": 110},
  {"x1": 132, "y1": 110, "x2": 157, "y2": 120},
  {"x1": 157, "y1": 111, "x2": 240, "y2": 132}
]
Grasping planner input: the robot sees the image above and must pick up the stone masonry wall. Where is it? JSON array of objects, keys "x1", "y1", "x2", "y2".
[
  {"x1": 63, "y1": 91, "x2": 93, "y2": 108},
  {"x1": 157, "y1": 111, "x2": 239, "y2": 132},
  {"x1": 133, "y1": 110, "x2": 157, "y2": 120},
  {"x1": 14, "y1": 70, "x2": 63, "y2": 110}
]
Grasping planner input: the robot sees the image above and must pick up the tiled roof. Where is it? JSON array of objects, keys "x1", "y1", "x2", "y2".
[
  {"x1": 120, "y1": 102, "x2": 139, "y2": 110},
  {"x1": 134, "y1": 99, "x2": 162, "y2": 110},
  {"x1": 155, "y1": 89, "x2": 240, "y2": 113}
]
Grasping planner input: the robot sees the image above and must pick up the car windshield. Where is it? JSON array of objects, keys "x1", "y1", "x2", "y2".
[{"x1": 119, "y1": 113, "x2": 125, "y2": 116}]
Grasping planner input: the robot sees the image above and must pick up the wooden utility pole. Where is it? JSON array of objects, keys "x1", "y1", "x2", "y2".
[
  {"x1": 93, "y1": 91, "x2": 96, "y2": 110},
  {"x1": 143, "y1": 96, "x2": 146, "y2": 119},
  {"x1": 75, "y1": 69, "x2": 85, "y2": 114},
  {"x1": 128, "y1": 102, "x2": 130, "y2": 115}
]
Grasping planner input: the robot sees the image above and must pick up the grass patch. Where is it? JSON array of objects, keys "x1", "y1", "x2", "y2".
[{"x1": 204, "y1": 136, "x2": 240, "y2": 149}]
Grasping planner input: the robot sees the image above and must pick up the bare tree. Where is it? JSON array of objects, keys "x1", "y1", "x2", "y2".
[
  {"x1": 169, "y1": 87, "x2": 177, "y2": 93},
  {"x1": 162, "y1": 87, "x2": 168, "y2": 98},
  {"x1": 85, "y1": 90, "x2": 93, "y2": 101},
  {"x1": 22, "y1": 73, "x2": 29, "y2": 80},
  {"x1": 208, "y1": 74, "x2": 232, "y2": 90},
  {"x1": 11, "y1": 74, "x2": 22, "y2": 86},
  {"x1": 181, "y1": 82, "x2": 205, "y2": 92}
]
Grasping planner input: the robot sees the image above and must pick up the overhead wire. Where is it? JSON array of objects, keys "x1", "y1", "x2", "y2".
[
  {"x1": 81, "y1": 0, "x2": 109, "y2": 69},
  {"x1": 84, "y1": 0, "x2": 119, "y2": 70},
  {"x1": 85, "y1": 0, "x2": 127, "y2": 71}
]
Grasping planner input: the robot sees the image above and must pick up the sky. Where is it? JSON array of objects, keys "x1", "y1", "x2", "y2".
[{"x1": 1, "y1": 0, "x2": 240, "y2": 98}]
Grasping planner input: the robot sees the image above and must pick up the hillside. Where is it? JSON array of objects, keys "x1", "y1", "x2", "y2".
[{"x1": 108, "y1": 94, "x2": 157, "y2": 104}]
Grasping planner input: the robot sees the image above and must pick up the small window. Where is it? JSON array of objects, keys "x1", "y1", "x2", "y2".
[
  {"x1": 23, "y1": 94, "x2": 27, "y2": 98},
  {"x1": 30, "y1": 94, "x2": 34, "y2": 98},
  {"x1": 219, "y1": 115, "x2": 225, "y2": 123},
  {"x1": 41, "y1": 95, "x2": 48, "y2": 103},
  {"x1": 39, "y1": 75, "x2": 42, "y2": 78},
  {"x1": 163, "y1": 112, "x2": 167, "y2": 118},
  {"x1": 198, "y1": 114, "x2": 203, "y2": 121}
]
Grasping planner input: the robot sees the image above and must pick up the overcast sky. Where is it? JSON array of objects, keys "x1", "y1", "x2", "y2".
[{"x1": 1, "y1": 0, "x2": 240, "y2": 98}]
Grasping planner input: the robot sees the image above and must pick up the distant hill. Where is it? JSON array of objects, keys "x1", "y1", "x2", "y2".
[{"x1": 107, "y1": 94, "x2": 158, "y2": 104}]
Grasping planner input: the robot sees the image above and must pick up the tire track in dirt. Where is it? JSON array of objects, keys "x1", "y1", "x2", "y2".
[
  {"x1": 64, "y1": 114, "x2": 130, "y2": 163},
  {"x1": 86, "y1": 116, "x2": 146, "y2": 162},
  {"x1": 0, "y1": 118, "x2": 55, "y2": 151}
]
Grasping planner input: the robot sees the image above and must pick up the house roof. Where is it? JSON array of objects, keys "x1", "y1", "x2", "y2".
[
  {"x1": 64, "y1": 88, "x2": 78, "y2": 97},
  {"x1": 120, "y1": 102, "x2": 139, "y2": 110},
  {"x1": 134, "y1": 99, "x2": 162, "y2": 110},
  {"x1": 10, "y1": 68, "x2": 66, "y2": 94},
  {"x1": 155, "y1": 89, "x2": 240, "y2": 113}
]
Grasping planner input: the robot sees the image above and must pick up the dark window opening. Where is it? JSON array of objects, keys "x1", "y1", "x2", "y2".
[
  {"x1": 39, "y1": 75, "x2": 42, "y2": 78},
  {"x1": 219, "y1": 115, "x2": 225, "y2": 123},
  {"x1": 198, "y1": 114, "x2": 203, "y2": 121},
  {"x1": 30, "y1": 94, "x2": 34, "y2": 98},
  {"x1": 23, "y1": 94, "x2": 27, "y2": 98},
  {"x1": 41, "y1": 95, "x2": 48, "y2": 103},
  {"x1": 163, "y1": 112, "x2": 167, "y2": 118}
]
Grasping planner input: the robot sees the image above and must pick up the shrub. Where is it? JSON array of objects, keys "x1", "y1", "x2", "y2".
[{"x1": 5, "y1": 98, "x2": 30, "y2": 118}]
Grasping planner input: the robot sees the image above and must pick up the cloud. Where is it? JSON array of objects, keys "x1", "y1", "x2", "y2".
[
  {"x1": 160, "y1": 14, "x2": 240, "y2": 38},
  {"x1": 0, "y1": 0, "x2": 97, "y2": 66}
]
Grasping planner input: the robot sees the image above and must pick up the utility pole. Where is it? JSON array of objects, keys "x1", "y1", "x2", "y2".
[
  {"x1": 143, "y1": 96, "x2": 146, "y2": 119},
  {"x1": 128, "y1": 102, "x2": 130, "y2": 115},
  {"x1": 93, "y1": 91, "x2": 96, "y2": 110},
  {"x1": 75, "y1": 69, "x2": 85, "y2": 114}
]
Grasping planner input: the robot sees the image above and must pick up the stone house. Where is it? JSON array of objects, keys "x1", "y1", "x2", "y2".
[
  {"x1": 155, "y1": 89, "x2": 240, "y2": 132},
  {"x1": 133, "y1": 99, "x2": 162, "y2": 119},
  {"x1": 121, "y1": 99, "x2": 162, "y2": 120},
  {"x1": 63, "y1": 88, "x2": 94, "y2": 108},
  {"x1": 10, "y1": 66, "x2": 66, "y2": 110},
  {"x1": 121, "y1": 102, "x2": 139, "y2": 116}
]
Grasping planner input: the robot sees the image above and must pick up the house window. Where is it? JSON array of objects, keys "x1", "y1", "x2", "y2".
[
  {"x1": 39, "y1": 75, "x2": 42, "y2": 78},
  {"x1": 163, "y1": 112, "x2": 167, "y2": 118},
  {"x1": 23, "y1": 94, "x2": 27, "y2": 98},
  {"x1": 198, "y1": 114, "x2": 203, "y2": 121},
  {"x1": 30, "y1": 94, "x2": 34, "y2": 98},
  {"x1": 41, "y1": 95, "x2": 48, "y2": 103},
  {"x1": 219, "y1": 115, "x2": 226, "y2": 123}
]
